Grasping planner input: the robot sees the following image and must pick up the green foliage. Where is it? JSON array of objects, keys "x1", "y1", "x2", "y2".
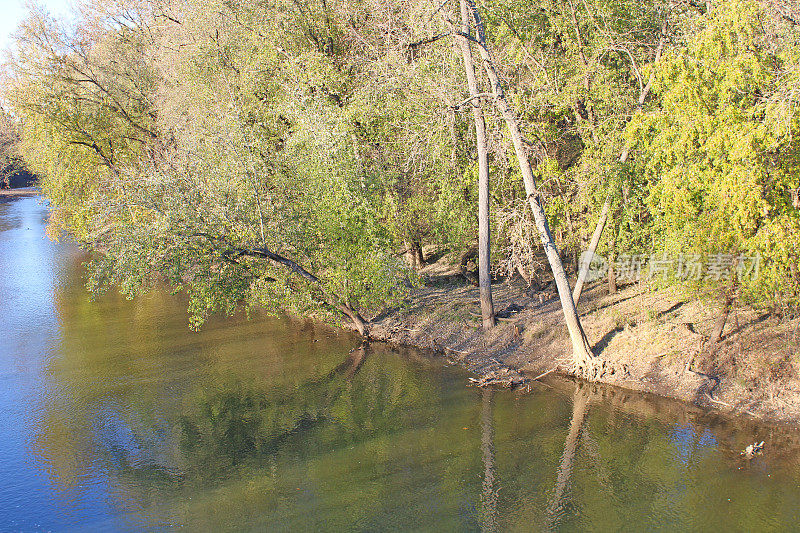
[
  {"x1": 4, "y1": 0, "x2": 800, "y2": 325},
  {"x1": 5, "y1": 2, "x2": 157, "y2": 239},
  {"x1": 629, "y1": 0, "x2": 800, "y2": 311},
  {"x1": 6, "y1": 0, "x2": 422, "y2": 329},
  {"x1": 0, "y1": 110, "x2": 31, "y2": 188}
]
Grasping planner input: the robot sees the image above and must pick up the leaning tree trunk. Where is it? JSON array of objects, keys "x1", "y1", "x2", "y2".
[
  {"x1": 571, "y1": 15, "x2": 670, "y2": 306},
  {"x1": 572, "y1": 198, "x2": 610, "y2": 303},
  {"x1": 463, "y1": 0, "x2": 593, "y2": 369},
  {"x1": 195, "y1": 233, "x2": 372, "y2": 337},
  {"x1": 457, "y1": 0, "x2": 495, "y2": 330},
  {"x1": 335, "y1": 301, "x2": 370, "y2": 337}
]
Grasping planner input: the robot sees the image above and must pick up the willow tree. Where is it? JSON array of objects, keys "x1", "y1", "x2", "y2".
[
  {"x1": 5, "y1": 1, "x2": 158, "y2": 239},
  {"x1": 6, "y1": 0, "x2": 412, "y2": 335}
]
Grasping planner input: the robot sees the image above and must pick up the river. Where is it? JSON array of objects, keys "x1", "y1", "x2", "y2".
[{"x1": 1, "y1": 195, "x2": 800, "y2": 532}]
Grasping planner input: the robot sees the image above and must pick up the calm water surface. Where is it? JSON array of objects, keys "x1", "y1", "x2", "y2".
[{"x1": 2, "y1": 196, "x2": 800, "y2": 532}]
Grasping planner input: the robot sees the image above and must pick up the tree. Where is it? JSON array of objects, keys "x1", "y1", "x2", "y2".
[
  {"x1": 7, "y1": 0, "x2": 798, "y2": 361},
  {"x1": 459, "y1": 0, "x2": 595, "y2": 374},
  {"x1": 628, "y1": 0, "x2": 800, "y2": 317},
  {"x1": 5, "y1": 0, "x2": 158, "y2": 238},
  {"x1": 572, "y1": 10, "x2": 671, "y2": 304},
  {"x1": 0, "y1": 109, "x2": 33, "y2": 188},
  {"x1": 455, "y1": 0, "x2": 495, "y2": 330},
  {"x1": 6, "y1": 0, "x2": 413, "y2": 335}
]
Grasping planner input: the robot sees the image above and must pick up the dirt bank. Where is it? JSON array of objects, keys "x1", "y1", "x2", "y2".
[{"x1": 367, "y1": 256, "x2": 800, "y2": 425}]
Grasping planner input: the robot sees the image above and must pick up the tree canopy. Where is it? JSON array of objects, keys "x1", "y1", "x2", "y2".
[{"x1": 3, "y1": 0, "x2": 799, "y2": 343}]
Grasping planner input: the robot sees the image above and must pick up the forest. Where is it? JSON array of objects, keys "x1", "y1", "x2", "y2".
[{"x1": 3, "y1": 0, "x2": 800, "y2": 377}]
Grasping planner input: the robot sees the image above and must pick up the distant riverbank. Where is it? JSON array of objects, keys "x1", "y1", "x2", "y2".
[{"x1": 0, "y1": 187, "x2": 39, "y2": 200}]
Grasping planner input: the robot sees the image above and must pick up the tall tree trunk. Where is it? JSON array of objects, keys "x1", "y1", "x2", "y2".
[
  {"x1": 607, "y1": 233, "x2": 618, "y2": 294},
  {"x1": 413, "y1": 243, "x2": 425, "y2": 269},
  {"x1": 462, "y1": 0, "x2": 593, "y2": 369},
  {"x1": 457, "y1": 0, "x2": 495, "y2": 330},
  {"x1": 404, "y1": 240, "x2": 417, "y2": 269},
  {"x1": 571, "y1": 15, "x2": 670, "y2": 306}
]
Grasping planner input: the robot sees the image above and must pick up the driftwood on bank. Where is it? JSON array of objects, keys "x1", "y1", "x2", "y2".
[{"x1": 468, "y1": 365, "x2": 529, "y2": 388}]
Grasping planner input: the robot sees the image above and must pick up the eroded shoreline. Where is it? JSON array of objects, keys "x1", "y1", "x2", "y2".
[{"x1": 365, "y1": 265, "x2": 800, "y2": 426}]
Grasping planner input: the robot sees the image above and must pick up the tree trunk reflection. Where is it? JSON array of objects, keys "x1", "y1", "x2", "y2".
[
  {"x1": 480, "y1": 387, "x2": 499, "y2": 532},
  {"x1": 545, "y1": 385, "x2": 590, "y2": 530}
]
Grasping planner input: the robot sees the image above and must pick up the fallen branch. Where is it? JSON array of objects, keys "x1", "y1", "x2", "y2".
[
  {"x1": 531, "y1": 366, "x2": 558, "y2": 381},
  {"x1": 467, "y1": 366, "x2": 529, "y2": 388},
  {"x1": 705, "y1": 394, "x2": 732, "y2": 408}
]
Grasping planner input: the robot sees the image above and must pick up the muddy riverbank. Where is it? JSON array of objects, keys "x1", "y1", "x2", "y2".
[{"x1": 365, "y1": 258, "x2": 800, "y2": 425}]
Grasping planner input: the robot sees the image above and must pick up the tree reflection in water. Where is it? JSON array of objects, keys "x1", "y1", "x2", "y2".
[
  {"x1": 13, "y1": 192, "x2": 800, "y2": 532},
  {"x1": 479, "y1": 388, "x2": 498, "y2": 532},
  {"x1": 546, "y1": 385, "x2": 590, "y2": 530},
  {"x1": 179, "y1": 343, "x2": 371, "y2": 470}
]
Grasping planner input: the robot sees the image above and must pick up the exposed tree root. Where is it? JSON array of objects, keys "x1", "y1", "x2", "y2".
[{"x1": 571, "y1": 357, "x2": 627, "y2": 382}]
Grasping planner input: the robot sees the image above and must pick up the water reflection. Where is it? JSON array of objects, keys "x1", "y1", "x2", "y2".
[
  {"x1": 479, "y1": 389, "x2": 498, "y2": 532},
  {"x1": 545, "y1": 386, "x2": 589, "y2": 529},
  {"x1": 3, "y1": 196, "x2": 800, "y2": 531}
]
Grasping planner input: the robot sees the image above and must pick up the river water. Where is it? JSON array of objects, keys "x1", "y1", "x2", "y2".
[{"x1": 2, "y1": 195, "x2": 800, "y2": 532}]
